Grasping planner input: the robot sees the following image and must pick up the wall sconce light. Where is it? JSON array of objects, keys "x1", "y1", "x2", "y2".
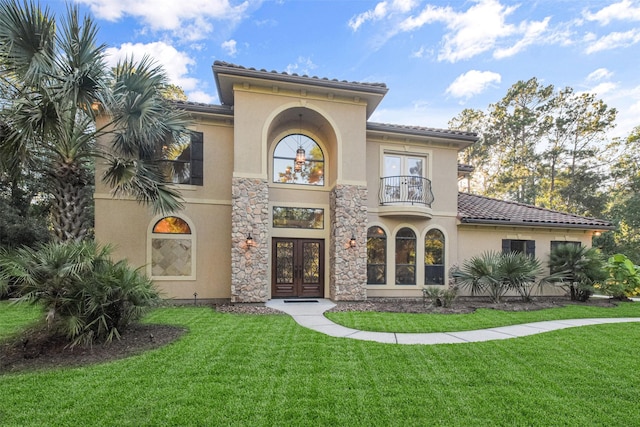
[
  {"x1": 246, "y1": 233, "x2": 255, "y2": 247},
  {"x1": 349, "y1": 234, "x2": 357, "y2": 248},
  {"x1": 594, "y1": 231, "x2": 602, "y2": 237}
]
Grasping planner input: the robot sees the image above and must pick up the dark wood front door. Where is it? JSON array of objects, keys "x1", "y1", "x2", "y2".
[{"x1": 272, "y1": 238, "x2": 324, "y2": 298}]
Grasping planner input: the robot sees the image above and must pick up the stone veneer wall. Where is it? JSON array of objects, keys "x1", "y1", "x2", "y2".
[
  {"x1": 330, "y1": 184, "x2": 368, "y2": 301},
  {"x1": 231, "y1": 177, "x2": 269, "y2": 302}
]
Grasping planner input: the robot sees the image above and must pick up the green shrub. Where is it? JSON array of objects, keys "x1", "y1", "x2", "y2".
[
  {"x1": 598, "y1": 254, "x2": 640, "y2": 299},
  {"x1": 0, "y1": 241, "x2": 159, "y2": 347},
  {"x1": 452, "y1": 251, "x2": 542, "y2": 303},
  {"x1": 422, "y1": 286, "x2": 457, "y2": 308},
  {"x1": 546, "y1": 244, "x2": 606, "y2": 301}
]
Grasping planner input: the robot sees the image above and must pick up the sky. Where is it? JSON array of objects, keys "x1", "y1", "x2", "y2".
[{"x1": 44, "y1": 0, "x2": 640, "y2": 138}]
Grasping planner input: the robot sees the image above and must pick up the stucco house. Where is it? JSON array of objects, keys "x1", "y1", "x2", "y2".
[{"x1": 94, "y1": 61, "x2": 613, "y2": 303}]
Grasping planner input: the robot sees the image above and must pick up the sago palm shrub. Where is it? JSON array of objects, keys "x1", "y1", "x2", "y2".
[{"x1": 0, "y1": 241, "x2": 159, "y2": 347}]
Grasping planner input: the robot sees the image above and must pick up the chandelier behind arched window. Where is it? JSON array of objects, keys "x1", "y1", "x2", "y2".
[{"x1": 273, "y1": 134, "x2": 324, "y2": 186}]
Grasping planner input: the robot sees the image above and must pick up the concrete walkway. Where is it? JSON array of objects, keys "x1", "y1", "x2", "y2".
[{"x1": 265, "y1": 298, "x2": 640, "y2": 345}]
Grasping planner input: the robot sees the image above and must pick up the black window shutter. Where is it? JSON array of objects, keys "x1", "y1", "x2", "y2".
[
  {"x1": 501, "y1": 239, "x2": 511, "y2": 254},
  {"x1": 526, "y1": 240, "x2": 536, "y2": 256},
  {"x1": 190, "y1": 131, "x2": 203, "y2": 186}
]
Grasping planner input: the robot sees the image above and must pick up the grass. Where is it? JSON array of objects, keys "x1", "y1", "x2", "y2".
[
  {"x1": 1, "y1": 303, "x2": 639, "y2": 426},
  {"x1": 0, "y1": 301, "x2": 42, "y2": 339},
  {"x1": 325, "y1": 302, "x2": 640, "y2": 333}
]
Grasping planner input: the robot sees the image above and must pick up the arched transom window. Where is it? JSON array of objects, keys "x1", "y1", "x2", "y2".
[
  {"x1": 150, "y1": 216, "x2": 195, "y2": 279},
  {"x1": 273, "y1": 134, "x2": 324, "y2": 186}
]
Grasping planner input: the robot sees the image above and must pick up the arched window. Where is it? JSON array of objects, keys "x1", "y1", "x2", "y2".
[
  {"x1": 425, "y1": 229, "x2": 445, "y2": 285},
  {"x1": 273, "y1": 134, "x2": 324, "y2": 185},
  {"x1": 150, "y1": 216, "x2": 195, "y2": 279},
  {"x1": 395, "y1": 227, "x2": 416, "y2": 285},
  {"x1": 367, "y1": 226, "x2": 386, "y2": 284}
]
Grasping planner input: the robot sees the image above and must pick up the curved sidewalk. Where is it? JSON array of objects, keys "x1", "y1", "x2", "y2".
[{"x1": 265, "y1": 299, "x2": 640, "y2": 345}]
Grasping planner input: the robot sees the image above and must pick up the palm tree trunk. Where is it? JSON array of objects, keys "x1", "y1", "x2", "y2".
[{"x1": 50, "y1": 161, "x2": 92, "y2": 242}]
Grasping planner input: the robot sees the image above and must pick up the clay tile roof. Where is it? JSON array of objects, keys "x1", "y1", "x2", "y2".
[
  {"x1": 213, "y1": 60, "x2": 388, "y2": 91},
  {"x1": 172, "y1": 100, "x2": 233, "y2": 115},
  {"x1": 367, "y1": 122, "x2": 478, "y2": 141},
  {"x1": 458, "y1": 192, "x2": 614, "y2": 229}
]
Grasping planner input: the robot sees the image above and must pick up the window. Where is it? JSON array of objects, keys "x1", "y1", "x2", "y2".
[
  {"x1": 550, "y1": 241, "x2": 581, "y2": 251},
  {"x1": 158, "y1": 131, "x2": 203, "y2": 185},
  {"x1": 273, "y1": 134, "x2": 324, "y2": 185},
  {"x1": 367, "y1": 226, "x2": 386, "y2": 284},
  {"x1": 150, "y1": 216, "x2": 195, "y2": 278},
  {"x1": 380, "y1": 153, "x2": 433, "y2": 206},
  {"x1": 502, "y1": 239, "x2": 535, "y2": 256},
  {"x1": 273, "y1": 207, "x2": 324, "y2": 229},
  {"x1": 425, "y1": 229, "x2": 445, "y2": 285},
  {"x1": 395, "y1": 228, "x2": 416, "y2": 285}
]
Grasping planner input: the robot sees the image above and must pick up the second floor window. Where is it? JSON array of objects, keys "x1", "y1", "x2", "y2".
[
  {"x1": 158, "y1": 131, "x2": 203, "y2": 185},
  {"x1": 273, "y1": 134, "x2": 324, "y2": 186},
  {"x1": 381, "y1": 154, "x2": 432, "y2": 206}
]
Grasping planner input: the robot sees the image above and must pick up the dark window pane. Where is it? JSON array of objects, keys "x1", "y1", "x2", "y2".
[{"x1": 367, "y1": 226, "x2": 386, "y2": 284}]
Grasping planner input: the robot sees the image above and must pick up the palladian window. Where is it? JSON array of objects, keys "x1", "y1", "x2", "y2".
[
  {"x1": 150, "y1": 216, "x2": 195, "y2": 279},
  {"x1": 273, "y1": 134, "x2": 324, "y2": 186}
]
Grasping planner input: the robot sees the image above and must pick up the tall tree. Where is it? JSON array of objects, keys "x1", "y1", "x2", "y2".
[
  {"x1": 484, "y1": 78, "x2": 554, "y2": 204},
  {"x1": 0, "y1": 1, "x2": 191, "y2": 242},
  {"x1": 450, "y1": 78, "x2": 616, "y2": 217}
]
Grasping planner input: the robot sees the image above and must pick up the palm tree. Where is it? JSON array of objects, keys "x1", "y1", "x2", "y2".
[
  {"x1": 452, "y1": 251, "x2": 543, "y2": 303},
  {"x1": 0, "y1": 1, "x2": 190, "y2": 242},
  {"x1": 548, "y1": 244, "x2": 606, "y2": 301}
]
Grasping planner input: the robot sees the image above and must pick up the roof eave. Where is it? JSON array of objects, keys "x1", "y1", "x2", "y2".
[{"x1": 459, "y1": 217, "x2": 615, "y2": 230}]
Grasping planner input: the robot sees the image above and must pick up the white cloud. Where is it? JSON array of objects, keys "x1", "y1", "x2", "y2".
[
  {"x1": 187, "y1": 90, "x2": 217, "y2": 104},
  {"x1": 221, "y1": 39, "x2": 237, "y2": 57},
  {"x1": 588, "y1": 82, "x2": 619, "y2": 96},
  {"x1": 105, "y1": 42, "x2": 199, "y2": 91},
  {"x1": 76, "y1": 0, "x2": 250, "y2": 41},
  {"x1": 348, "y1": 0, "x2": 418, "y2": 31},
  {"x1": 493, "y1": 17, "x2": 550, "y2": 59},
  {"x1": 584, "y1": 0, "x2": 640, "y2": 25},
  {"x1": 285, "y1": 57, "x2": 317, "y2": 75},
  {"x1": 586, "y1": 68, "x2": 613, "y2": 82},
  {"x1": 446, "y1": 70, "x2": 501, "y2": 100},
  {"x1": 585, "y1": 28, "x2": 640, "y2": 53}
]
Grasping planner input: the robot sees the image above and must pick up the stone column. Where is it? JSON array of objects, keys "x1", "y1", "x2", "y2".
[
  {"x1": 231, "y1": 177, "x2": 269, "y2": 302},
  {"x1": 330, "y1": 184, "x2": 368, "y2": 301}
]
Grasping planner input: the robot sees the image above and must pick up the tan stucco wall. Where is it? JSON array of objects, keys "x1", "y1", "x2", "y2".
[
  {"x1": 456, "y1": 225, "x2": 595, "y2": 297},
  {"x1": 94, "y1": 116, "x2": 234, "y2": 300},
  {"x1": 232, "y1": 87, "x2": 367, "y2": 184}
]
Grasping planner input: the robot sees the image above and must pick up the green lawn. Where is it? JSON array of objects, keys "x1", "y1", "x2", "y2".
[
  {"x1": 1, "y1": 302, "x2": 639, "y2": 426},
  {"x1": 325, "y1": 302, "x2": 640, "y2": 333}
]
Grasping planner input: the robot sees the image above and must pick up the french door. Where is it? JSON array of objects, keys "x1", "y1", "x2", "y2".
[{"x1": 272, "y1": 238, "x2": 324, "y2": 298}]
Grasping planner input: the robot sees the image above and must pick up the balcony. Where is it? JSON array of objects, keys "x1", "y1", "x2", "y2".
[{"x1": 378, "y1": 176, "x2": 434, "y2": 218}]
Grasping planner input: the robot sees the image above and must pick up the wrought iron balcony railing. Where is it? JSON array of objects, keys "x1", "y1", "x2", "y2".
[{"x1": 379, "y1": 176, "x2": 434, "y2": 207}]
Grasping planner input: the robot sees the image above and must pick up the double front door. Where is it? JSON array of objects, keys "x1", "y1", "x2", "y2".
[{"x1": 272, "y1": 238, "x2": 324, "y2": 298}]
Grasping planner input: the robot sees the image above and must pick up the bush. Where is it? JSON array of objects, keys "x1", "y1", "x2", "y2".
[
  {"x1": 598, "y1": 254, "x2": 640, "y2": 299},
  {"x1": 0, "y1": 241, "x2": 159, "y2": 347},
  {"x1": 422, "y1": 286, "x2": 457, "y2": 308},
  {"x1": 452, "y1": 251, "x2": 542, "y2": 303},
  {"x1": 546, "y1": 244, "x2": 606, "y2": 301}
]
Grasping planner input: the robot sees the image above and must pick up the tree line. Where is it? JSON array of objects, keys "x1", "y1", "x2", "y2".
[{"x1": 450, "y1": 78, "x2": 640, "y2": 263}]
